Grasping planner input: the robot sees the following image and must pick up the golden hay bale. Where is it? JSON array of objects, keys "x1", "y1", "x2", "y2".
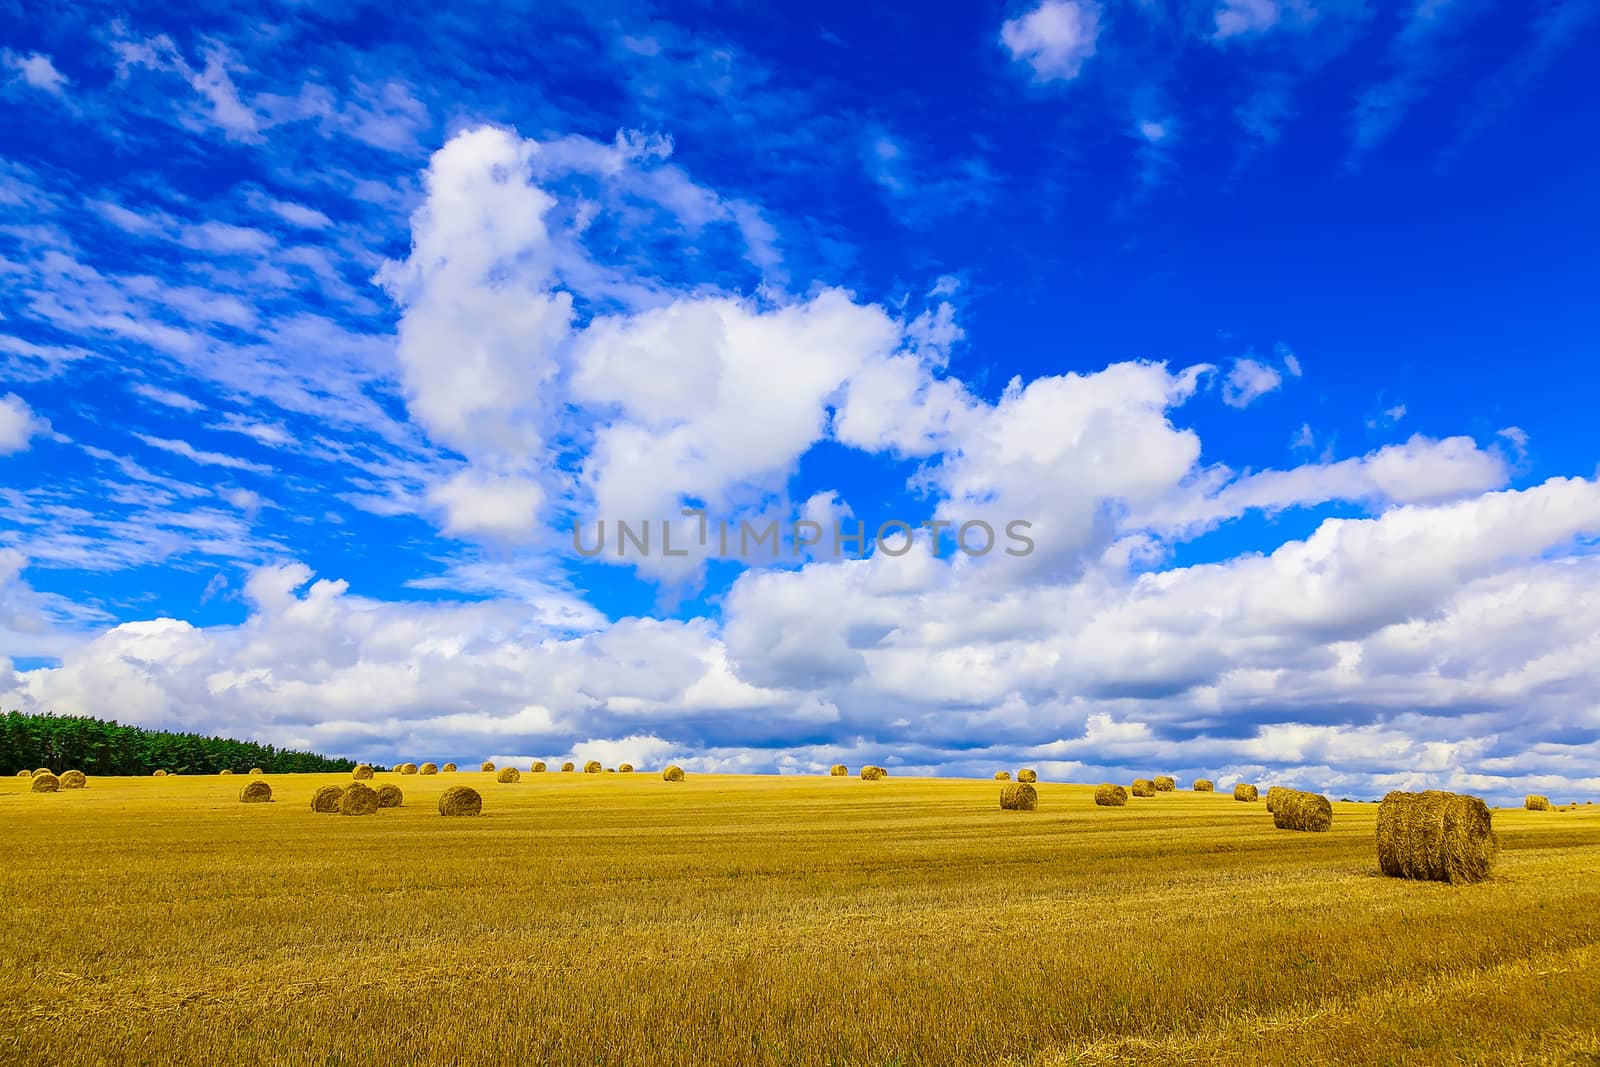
[
  {"x1": 1130, "y1": 779, "x2": 1156, "y2": 797},
  {"x1": 1193, "y1": 778, "x2": 1214, "y2": 792},
  {"x1": 249, "y1": 768, "x2": 264, "y2": 776},
  {"x1": 15, "y1": 769, "x2": 29, "y2": 777},
  {"x1": 239, "y1": 780, "x2": 272, "y2": 804},
  {"x1": 398, "y1": 763, "x2": 419, "y2": 776},
  {"x1": 618, "y1": 764, "x2": 633, "y2": 774},
  {"x1": 480, "y1": 761, "x2": 495, "y2": 772},
  {"x1": 860, "y1": 765, "x2": 887, "y2": 780},
  {"x1": 1272, "y1": 788, "x2": 1334, "y2": 832},
  {"x1": 152, "y1": 769, "x2": 168, "y2": 777},
  {"x1": 561, "y1": 762, "x2": 575, "y2": 772},
  {"x1": 310, "y1": 785, "x2": 345, "y2": 813},
  {"x1": 830, "y1": 764, "x2": 848, "y2": 776},
  {"x1": 531, "y1": 761, "x2": 547, "y2": 773},
  {"x1": 1153, "y1": 776, "x2": 1176, "y2": 792},
  {"x1": 662, "y1": 765, "x2": 685, "y2": 782},
  {"x1": 59, "y1": 770, "x2": 87, "y2": 790},
  {"x1": 1265, "y1": 785, "x2": 1291, "y2": 813},
  {"x1": 1018, "y1": 768, "x2": 1038, "y2": 783},
  {"x1": 376, "y1": 784, "x2": 403, "y2": 809},
  {"x1": 999, "y1": 782, "x2": 1039, "y2": 811},
  {"x1": 339, "y1": 781, "x2": 380, "y2": 816},
  {"x1": 220, "y1": 769, "x2": 234, "y2": 776},
  {"x1": 32, "y1": 767, "x2": 51, "y2": 777},
  {"x1": 605, "y1": 768, "x2": 616, "y2": 773},
  {"x1": 496, "y1": 767, "x2": 522, "y2": 784},
  {"x1": 438, "y1": 786, "x2": 482, "y2": 817},
  {"x1": 1094, "y1": 783, "x2": 1128, "y2": 807},
  {"x1": 31, "y1": 772, "x2": 60, "y2": 793},
  {"x1": 352, "y1": 765, "x2": 374, "y2": 780},
  {"x1": 1376, "y1": 790, "x2": 1497, "y2": 885},
  {"x1": 442, "y1": 763, "x2": 457, "y2": 772},
  {"x1": 995, "y1": 771, "x2": 1012, "y2": 780},
  {"x1": 584, "y1": 760, "x2": 603, "y2": 774},
  {"x1": 1233, "y1": 783, "x2": 1259, "y2": 802},
  {"x1": 1525, "y1": 794, "x2": 1551, "y2": 811},
  {"x1": 419, "y1": 763, "x2": 439, "y2": 776}
]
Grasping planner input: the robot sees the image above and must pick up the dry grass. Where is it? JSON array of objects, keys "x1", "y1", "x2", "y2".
[
  {"x1": 1234, "y1": 784, "x2": 1260, "y2": 802},
  {"x1": 1131, "y1": 779, "x2": 1156, "y2": 798},
  {"x1": 1272, "y1": 788, "x2": 1334, "y2": 833},
  {"x1": 239, "y1": 780, "x2": 272, "y2": 804},
  {"x1": 59, "y1": 771, "x2": 86, "y2": 790},
  {"x1": 1094, "y1": 784, "x2": 1128, "y2": 807},
  {"x1": 438, "y1": 786, "x2": 481, "y2": 817},
  {"x1": 1526, "y1": 795, "x2": 1552, "y2": 811},
  {"x1": 1193, "y1": 778, "x2": 1214, "y2": 792},
  {"x1": 496, "y1": 768, "x2": 522, "y2": 784},
  {"x1": 662, "y1": 765, "x2": 685, "y2": 783},
  {"x1": 1376, "y1": 790, "x2": 1498, "y2": 885},
  {"x1": 310, "y1": 785, "x2": 345, "y2": 814},
  {"x1": 999, "y1": 782, "x2": 1038, "y2": 811}
]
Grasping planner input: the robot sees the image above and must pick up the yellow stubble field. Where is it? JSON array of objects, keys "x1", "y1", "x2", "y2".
[{"x1": 2, "y1": 771, "x2": 1598, "y2": 1065}]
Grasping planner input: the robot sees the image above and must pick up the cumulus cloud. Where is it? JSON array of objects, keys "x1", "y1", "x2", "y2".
[
  {"x1": 1001, "y1": 1, "x2": 1102, "y2": 82},
  {"x1": 1220, "y1": 357, "x2": 1283, "y2": 407},
  {"x1": 0, "y1": 394, "x2": 49, "y2": 454},
  {"x1": 2, "y1": 50, "x2": 69, "y2": 96}
]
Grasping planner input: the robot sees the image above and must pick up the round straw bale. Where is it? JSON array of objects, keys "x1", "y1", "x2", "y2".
[
  {"x1": 1193, "y1": 778, "x2": 1214, "y2": 792},
  {"x1": 1233, "y1": 783, "x2": 1259, "y2": 802},
  {"x1": 562, "y1": 762, "x2": 575, "y2": 772},
  {"x1": 1018, "y1": 768, "x2": 1038, "y2": 783},
  {"x1": 31, "y1": 771, "x2": 60, "y2": 793},
  {"x1": 249, "y1": 767, "x2": 264, "y2": 776},
  {"x1": 860, "y1": 766, "x2": 887, "y2": 780},
  {"x1": 442, "y1": 763, "x2": 457, "y2": 772},
  {"x1": 376, "y1": 784, "x2": 403, "y2": 809},
  {"x1": 995, "y1": 771, "x2": 1012, "y2": 780},
  {"x1": 830, "y1": 764, "x2": 848, "y2": 776},
  {"x1": 1094, "y1": 783, "x2": 1128, "y2": 807},
  {"x1": 496, "y1": 767, "x2": 522, "y2": 783},
  {"x1": 1130, "y1": 779, "x2": 1156, "y2": 797},
  {"x1": 340, "y1": 781, "x2": 379, "y2": 815},
  {"x1": 32, "y1": 767, "x2": 51, "y2": 777},
  {"x1": 352, "y1": 765, "x2": 374, "y2": 780},
  {"x1": 310, "y1": 785, "x2": 345, "y2": 813},
  {"x1": 1272, "y1": 788, "x2": 1333, "y2": 832},
  {"x1": 662, "y1": 765, "x2": 685, "y2": 782},
  {"x1": 152, "y1": 769, "x2": 167, "y2": 777},
  {"x1": 1153, "y1": 776, "x2": 1176, "y2": 792},
  {"x1": 584, "y1": 760, "x2": 603, "y2": 774},
  {"x1": 59, "y1": 770, "x2": 87, "y2": 789},
  {"x1": 438, "y1": 786, "x2": 482, "y2": 817},
  {"x1": 1266, "y1": 785, "x2": 1290, "y2": 812},
  {"x1": 1524, "y1": 794, "x2": 1551, "y2": 811},
  {"x1": 531, "y1": 761, "x2": 547, "y2": 773},
  {"x1": 480, "y1": 761, "x2": 495, "y2": 772},
  {"x1": 239, "y1": 780, "x2": 272, "y2": 803},
  {"x1": 419, "y1": 762, "x2": 438, "y2": 776},
  {"x1": 618, "y1": 764, "x2": 633, "y2": 774},
  {"x1": 398, "y1": 763, "x2": 418, "y2": 776},
  {"x1": 1376, "y1": 790, "x2": 1497, "y2": 884},
  {"x1": 220, "y1": 769, "x2": 234, "y2": 775},
  {"x1": 15, "y1": 769, "x2": 29, "y2": 776},
  {"x1": 1000, "y1": 782, "x2": 1039, "y2": 811},
  {"x1": 605, "y1": 768, "x2": 616, "y2": 773}
]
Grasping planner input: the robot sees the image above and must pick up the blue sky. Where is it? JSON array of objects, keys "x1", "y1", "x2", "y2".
[{"x1": 1, "y1": 0, "x2": 1597, "y2": 798}]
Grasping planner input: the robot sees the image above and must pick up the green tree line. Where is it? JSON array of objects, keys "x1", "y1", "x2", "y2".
[{"x1": 3, "y1": 711, "x2": 358, "y2": 776}]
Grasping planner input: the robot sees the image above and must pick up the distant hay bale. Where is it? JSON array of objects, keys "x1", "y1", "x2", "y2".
[
  {"x1": 663, "y1": 765, "x2": 685, "y2": 782},
  {"x1": 32, "y1": 768, "x2": 51, "y2": 777},
  {"x1": 1018, "y1": 769, "x2": 1038, "y2": 783},
  {"x1": 1266, "y1": 786, "x2": 1291, "y2": 813},
  {"x1": 584, "y1": 760, "x2": 603, "y2": 774},
  {"x1": 1094, "y1": 783, "x2": 1128, "y2": 807},
  {"x1": 376, "y1": 784, "x2": 403, "y2": 809},
  {"x1": 618, "y1": 764, "x2": 633, "y2": 774},
  {"x1": 59, "y1": 770, "x2": 87, "y2": 790},
  {"x1": 1193, "y1": 778, "x2": 1214, "y2": 792},
  {"x1": 1376, "y1": 790, "x2": 1497, "y2": 885},
  {"x1": 1130, "y1": 779, "x2": 1156, "y2": 797},
  {"x1": 352, "y1": 765, "x2": 374, "y2": 780},
  {"x1": 496, "y1": 767, "x2": 522, "y2": 783},
  {"x1": 152, "y1": 769, "x2": 168, "y2": 777},
  {"x1": 830, "y1": 764, "x2": 848, "y2": 776},
  {"x1": 310, "y1": 785, "x2": 345, "y2": 813},
  {"x1": 531, "y1": 761, "x2": 547, "y2": 773},
  {"x1": 1000, "y1": 782, "x2": 1038, "y2": 811},
  {"x1": 605, "y1": 768, "x2": 616, "y2": 773},
  {"x1": 562, "y1": 762, "x2": 575, "y2": 772},
  {"x1": 15, "y1": 769, "x2": 29, "y2": 777},
  {"x1": 31, "y1": 772, "x2": 60, "y2": 793},
  {"x1": 419, "y1": 763, "x2": 439, "y2": 776},
  {"x1": 399, "y1": 763, "x2": 419, "y2": 776},
  {"x1": 442, "y1": 763, "x2": 457, "y2": 772},
  {"x1": 1525, "y1": 794, "x2": 1551, "y2": 811},
  {"x1": 1153, "y1": 776, "x2": 1176, "y2": 792},
  {"x1": 1233, "y1": 783, "x2": 1259, "y2": 802},
  {"x1": 1272, "y1": 788, "x2": 1334, "y2": 832},
  {"x1": 340, "y1": 781, "x2": 380, "y2": 816},
  {"x1": 220, "y1": 769, "x2": 234, "y2": 776},
  {"x1": 860, "y1": 766, "x2": 887, "y2": 780},
  {"x1": 249, "y1": 768, "x2": 264, "y2": 776},
  {"x1": 995, "y1": 771, "x2": 1012, "y2": 780},
  {"x1": 480, "y1": 761, "x2": 495, "y2": 772},
  {"x1": 439, "y1": 785, "x2": 482, "y2": 817},
  {"x1": 239, "y1": 780, "x2": 272, "y2": 804}
]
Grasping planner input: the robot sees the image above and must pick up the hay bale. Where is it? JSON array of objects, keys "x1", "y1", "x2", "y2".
[
  {"x1": 352, "y1": 765, "x2": 374, "y2": 780},
  {"x1": 618, "y1": 764, "x2": 633, "y2": 774},
  {"x1": 59, "y1": 770, "x2": 87, "y2": 790},
  {"x1": 32, "y1": 767, "x2": 51, "y2": 777},
  {"x1": 239, "y1": 780, "x2": 272, "y2": 804},
  {"x1": 496, "y1": 767, "x2": 522, "y2": 783},
  {"x1": 439, "y1": 786, "x2": 482, "y2": 816},
  {"x1": 999, "y1": 782, "x2": 1039, "y2": 811},
  {"x1": 398, "y1": 763, "x2": 419, "y2": 776},
  {"x1": 220, "y1": 769, "x2": 235, "y2": 776},
  {"x1": 830, "y1": 764, "x2": 848, "y2": 776},
  {"x1": 1525, "y1": 794, "x2": 1551, "y2": 811},
  {"x1": 531, "y1": 761, "x2": 547, "y2": 773},
  {"x1": 663, "y1": 765, "x2": 685, "y2": 782},
  {"x1": 153, "y1": 769, "x2": 168, "y2": 777},
  {"x1": 1233, "y1": 783, "x2": 1259, "y2": 802},
  {"x1": 1193, "y1": 778, "x2": 1214, "y2": 792},
  {"x1": 1266, "y1": 785, "x2": 1291, "y2": 813},
  {"x1": 1018, "y1": 768, "x2": 1038, "y2": 783},
  {"x1": 1153, "y1": 776, "x2": 1176, "y2": 792},
  {"x1": 376, "y1": 784, "x2": 403, "y2": 809},
  {"x1": 15, "y1": 769, "x2": 29, "y2": 777},
  {"x1": 584, "y1": 760, "x2": 603, "y2": 774},
  {"x1": 249, "y1": 768, "x2": 264, "y2": 776},
  {"x1": 860, "y1": 766, "x2": 887, "y2": 780},
  {"x1": 1094, "y1": 783, "x2": 1128, "y2": 807},
  {"x1": 31, "y1": 772, "x2": 60, "y2": 793},
  {"x1": 1272, "y1": 788, "x2": 1333, "y2": 832},
  {"x1": 1130, "y1": 779, "x2": 1156, "y2": 797},
  {"x1": 995, "y1": 771, "x2": 1012, "y2": 780},
  {"x1": 562, "y1": 762, "x2": 575, "y2": 772},
  {"x1": 340, "y1": 781, "x2": 380, "y2": 816},
  {"x1": 605, "y1": 768, "x2": 616, "y2": 773},
  {"x1": 480, "y1": 761, "x2": 495, "y2": 772},
  {"x1": 442, "y1": 763, "x2": 457, "y2": 772},
  {"x1": 1376, "y1": 790, "x2": 1497, "y2": 884},
  {"x1": 419, "y1": 763, "x2": 439, "y2": 776},
  {"x1": 310, "y1": 785, "x2": 345, "y2": 813}
]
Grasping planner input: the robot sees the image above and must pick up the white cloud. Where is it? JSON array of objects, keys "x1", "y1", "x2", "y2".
[
  {"x1": 1001, "y1": 0, "x2": 1102, "y2": 82},
  {"x1": 131, "y1": 383, "x2": 204, "y2": 411},
  {"x1": 2, "y1": 50, "x2": 69, "y2": 96},
  {"x1": 1221, "y1": 357, "x2": 1284, "y2": 407},
  {"x1": 0, "y1": 393, "x2": 48, "y2": 454},
  {"x1": 133, "y1": 433, "x2": 272, "y2": 473},
  {"x1": 428, "y1": 470, "x2": 545, "y2": 540}
]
